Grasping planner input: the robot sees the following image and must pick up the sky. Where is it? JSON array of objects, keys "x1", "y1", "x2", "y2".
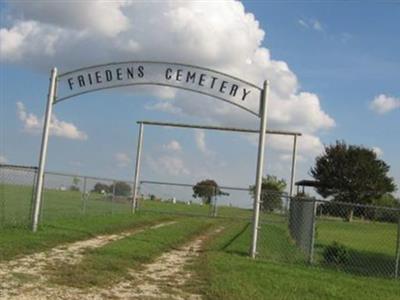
[{"x1": 1, "y1": 1, "x2": 399, "y2": 206}]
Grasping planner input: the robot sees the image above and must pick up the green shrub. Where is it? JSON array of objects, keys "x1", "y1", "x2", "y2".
[{"x1": 323, "y1": 242, "x2": 350, "y2": 265}]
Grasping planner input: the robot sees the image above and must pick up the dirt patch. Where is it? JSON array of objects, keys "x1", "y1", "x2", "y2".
[
  {"x1": 0, "y1": 224, "x2": 222, "y2": 300},
  {"x1": 0, "y1": 221, "x2": 176, "y2": 299},
  {"x1": 91, "y1": 226, "x2": 224, "y2": 300}
]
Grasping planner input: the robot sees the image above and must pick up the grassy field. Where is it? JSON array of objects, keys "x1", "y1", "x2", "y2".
[
  {"x1": 315, "y1": 217, "x2": 398, "y2": 277},
  {"x1": 192, "y1": 221, "x2": 400, "y2": 300},
  {"x1": 1, "y1": 182, "x2": 399, "y2": 299},
  {"x1": 0, "y1": 183, "x2": 132, "y2": 228},
  {"x1": 0, "y1": 212, "x2": 175, "y2": 261}
]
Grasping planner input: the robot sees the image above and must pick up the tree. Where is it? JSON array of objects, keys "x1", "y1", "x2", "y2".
[
  {"x1": 310, "y1": 141, "x2": 396, "y2": 221},
  {"x1": 70, "y1": 176, "x2": 81, "y2": 192},
  {"x1": 373, "y1": 194, "x2": 399, "y2": 208},
  {"x1": 69, "y1": 185, "x2": 80, "y2": 192},
  {"x1": 192, "y1": 179, "x2": 228, "y2": 205},
  {"x1": 249, "y1": 175, "x2": 286, "y2": 212},
  {"x1": 72, "y1": 176, "x2": 80, "y2": 186},
  {"x1": 109, "y1": 181, "x2": 132, "y2": 196},
  {"x1": 92, "y1": 183, "x2": 110, "y2": 194}
]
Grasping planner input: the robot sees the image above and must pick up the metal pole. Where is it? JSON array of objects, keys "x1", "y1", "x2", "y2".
[
  {"x1": 308, "y1": 200, "x2": 317, "y2": 264},
  {"x1": 289, "y1": 135, "x2": 298, "y2": 198},
  {"x1": 250, "y1": 80, "x2": 269, "y2": 258},
  {"x1": 213, "y1": 185, "x2": 217, "y2": 217},
  {"x1": 395, "y1": 214, "x2": 400, "y2": 279},
  {"x1": 31, "y1": 67, "x2": 57, "y2": 232},
  {"x1": 82, "y1": 177, "x2": 87, "y2": 214},
  {"x1": 137, "y1": 120, "x2": 301, "y2": 137},
  {"x1": 112, "y1": 180, "x2": 116, "y2": 215},
  {"x1": 132, "y1": 123, "x2": 144, "y2": 213}
]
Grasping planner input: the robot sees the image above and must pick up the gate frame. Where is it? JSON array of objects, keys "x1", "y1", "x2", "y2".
[
  {"x1": 131, "y1": 120, "x2": 301, "y2": 257},
  {"x1": 31, "y1": 61, "x2": 299, "y2": 258}
]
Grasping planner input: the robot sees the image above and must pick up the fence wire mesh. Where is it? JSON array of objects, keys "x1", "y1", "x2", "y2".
[
  {"x1": 314, "y1": 199, "x2": 400, "y2": 279},
  {"x1": 257, "y1": 191, "x2": 400, "y2": 279},
  {"x1": 0, "y1": 164, "x2": 37, "y2": 228},
  {"x1": 2, "y1": 163, "x2": 399, "y2": 280},
  {"x1": 138, "y1": 180, "x2": 254, "y2": 220},
  {"x1": 0, "y1": 164, "x2": 134, "y2": 228}
]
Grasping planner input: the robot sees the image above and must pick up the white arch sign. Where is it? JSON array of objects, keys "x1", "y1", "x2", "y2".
[{"x1": 57, "y1": 61, "x2": 262, "y2": 116}]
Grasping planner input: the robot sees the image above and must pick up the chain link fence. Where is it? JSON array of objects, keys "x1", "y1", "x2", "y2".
[
  {"x1": 138, "y1": 180, "x2": 254, "y2": 220},
  {"x1": 2, "y1": 163, "x2": 399, "y2": 280},
  {"x1": 257, "y1": 191, "x2": 400, "y2": 280},
  {"x1": 0, "y1": 164, "x2": 134, "y2": 228},
  {"x1": 0, "y1": 164, "x2": 37, "y2": 228}
]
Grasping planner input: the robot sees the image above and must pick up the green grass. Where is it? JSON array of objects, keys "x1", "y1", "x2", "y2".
[
  {"x1": 316, "y1": 217, "x2": 397, "y2": 256},
  {"x1": 49, "y1": 217, "x2": 217, "y2": 288},
  {"x1": 0, "y1": 212, "x2": 174, "y2": 261},
  {"x1": 315, "y1": 217, "x2": 398, "y2": 277},
  {"x1": 138, "y1": 198, "x2": 254, "y2": 220},
  {"x1": 192, "y1": 221, "x2": 400, "y2": 300},
  {"x1": 1, "y1": 183, "x2": 399, "y2": 283},
  {"x1": 1, "y1": 183, "x2": 133, "y2": 228}
]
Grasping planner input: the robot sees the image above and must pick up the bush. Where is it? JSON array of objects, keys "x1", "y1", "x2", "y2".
[
  {"x1": 69, "y1": 185, "x2": 80, "y2": 192},
  {"x1": 323, "y1": 242, "x2": 350, "y2": 265}
]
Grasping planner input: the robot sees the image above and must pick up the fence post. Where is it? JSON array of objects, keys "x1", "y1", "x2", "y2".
[
  {"x1": 213, "y1": 186, "x2": 218, "y2": 217},
  {"x1": 0, "y1": 172, "x2": 4, "y2": 227},
  {"x1": 136, "y1": 182, "x2": 141, "y2": 212},
  {"x1": 132, "y1": 123, "x2": 144, "y2": 213},
  {"x1": 38, "y1": 172, "x2": 46, "y2": 225},
  {"x1": 395, "y1": 214, "x2": 400, "y2": 279},
  {"x1": 308, "y1": 200, "x2": 317, "y2": 264},
  {"x1": 81, "y1": 176, "x2": 87, "y2": 214},
  {"x1": 112, "y1": 180, "x2": 116, "y2": 215},
  {"x1": 289, "y1": 135, "x2": 298, "y2": 198}
]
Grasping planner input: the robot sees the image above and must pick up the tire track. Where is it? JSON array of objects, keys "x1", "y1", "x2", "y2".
[{"x1": 0, "y1": 221, "x2": 176, "y2": 299}]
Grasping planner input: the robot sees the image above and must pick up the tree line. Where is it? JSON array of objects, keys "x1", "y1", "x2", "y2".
[{"x1": 189, "y1": 140, "x2": 398, "y2": 222}]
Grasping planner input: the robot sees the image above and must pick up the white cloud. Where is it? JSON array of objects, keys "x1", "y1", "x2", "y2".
[
  {"x1": 145, "y1": 101, "x2": 182, "y2": 114},
  {"x1": 298, "y1": 18, "x2": 324, "y2": 32},
  {"x1": 298, "y1": 19, "x2": 309, "y2": 28},
  {"x1": 115, "y1": 152, "x2": 132, "y2": 168},
  {"x1": 369, "y1": 94, "x2": 400, "y2": 114},
  {"x1": 268, "y1": 133, "x2": 324, "y2": 158},
  {"x1": 16, "y1": 101, "x2": 88, "y2": 140},
  {"x1": 0, "y1": 154, "x2": 8, "y2": 163},
  {"x1": 279, "y1": 153, "x2": 305, "y2": 163},
  {"x1": 194, "y1": 130, "x2": 213, "y2": 156},
  {"x1": 3, "y1": 2, "x2": 334, "y2": 161},
  {"x1": 372, "y1": 147, "x2": 384, "y2": 157},
  {"x1": 10, "y1": 1, "x2": 130, "y2": 37},
  {"x1": 163, "y1": 140, "x2": 182, "y2": 152},
  {"x1": 146, "y1": 155, "x2": 190, "y2": 176},
  {"x1": 312, "y1": 20, "x2": 323, "y2": 31}
]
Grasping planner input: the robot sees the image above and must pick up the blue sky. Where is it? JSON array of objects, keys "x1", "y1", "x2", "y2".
[{"x1": 1, "y1": 1, "x2": 399, "y2": 203}]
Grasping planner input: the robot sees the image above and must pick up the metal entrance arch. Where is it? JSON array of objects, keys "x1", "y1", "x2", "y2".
[
  {"x1": 132, "y1": 120, "x2": 301, "y2": 215},
  {"x1": 33, "y1": 61, "x2": 267, "y2": 258}
]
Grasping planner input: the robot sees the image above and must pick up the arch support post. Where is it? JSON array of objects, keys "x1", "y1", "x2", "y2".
[
  {"x1": 250, "y1": 80, "x2": 269, "y2": 258},
  {"x1": 132, "y1": 122, "x2": 144, "y2": 213},
  {"x1": 31, "y1": 67, "x2": 57, "y2": 232},
  {"x1": 289, "y1": 135, "x2": 298, "y2": 198}
]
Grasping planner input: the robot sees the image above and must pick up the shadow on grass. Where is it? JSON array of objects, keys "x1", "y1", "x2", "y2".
[
  {"x1": 257, "y1": 223, "x2": 307, "y2": 264},
  {"x1": 219, "y1": 222, "x2": 251, "y2": 256},
  {"x1": 315, "y1": 243, "x2": 397, "y2": 278}
]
